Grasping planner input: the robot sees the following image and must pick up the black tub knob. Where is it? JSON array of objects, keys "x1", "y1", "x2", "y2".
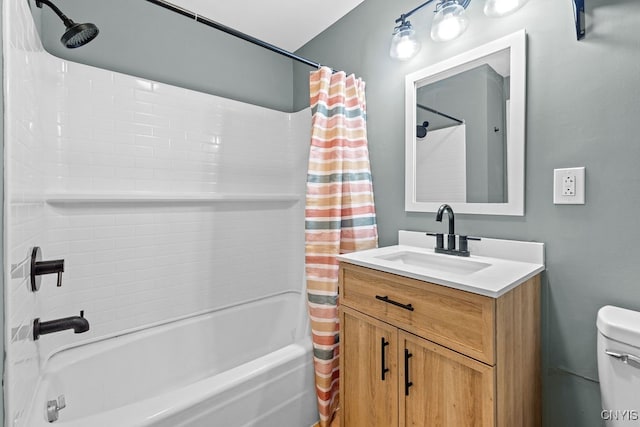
[{"x1": 30, "y1": 247, "x2": 65, "y2": 291}]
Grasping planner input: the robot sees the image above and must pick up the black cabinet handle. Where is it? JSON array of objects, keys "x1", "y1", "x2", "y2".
[
  {"x1": 381, "y1": 337, "x2": 390, "y2": 381},
  {"x1": 375, "y1": 295, "x2": 415, "y2": 312},
  {"x1": 404, "y1": 349, "x2": 414, "y2": 396}
]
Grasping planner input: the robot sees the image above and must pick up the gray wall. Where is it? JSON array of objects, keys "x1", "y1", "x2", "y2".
[
  {"x1": 294, "y1": 0, "x2": 640, "y2": 425},
  {"x1": 31, "y1": 0, "x2": 295, "y2": 112}
]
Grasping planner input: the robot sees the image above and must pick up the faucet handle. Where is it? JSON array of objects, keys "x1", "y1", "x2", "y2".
[
  {"x1": 426, "y1": 232, "x2": 444, "y2": 249},
  {"x1": 30, "y1": 247, "x2": 65, "y2": 291},
  {"x1": 458, "y1": 236, "x2": 481, "y2": 253}
]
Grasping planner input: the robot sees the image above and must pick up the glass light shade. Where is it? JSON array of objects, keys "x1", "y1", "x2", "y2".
[
  {"x1": 430, "y1": 1, "x2": 469, "y2": 42},
  {"x1": 389, "y1": 24, "x2": 421, "y2": 60},
  {"x1": 484, "y1": 0, "x2": 529, "y2": 17}
]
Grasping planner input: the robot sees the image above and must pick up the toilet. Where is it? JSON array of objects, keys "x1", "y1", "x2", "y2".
[{"x1": 597, "y1": 305, "x2": 640, "y2": 425}]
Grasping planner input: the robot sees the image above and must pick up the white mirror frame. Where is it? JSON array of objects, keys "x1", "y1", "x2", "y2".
[{"x1": 405, "y1": 30, "x2": 527, "y2": 216}]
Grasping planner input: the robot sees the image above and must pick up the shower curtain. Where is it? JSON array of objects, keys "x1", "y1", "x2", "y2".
[{"x1": 305, "y1": 66, "x2": 378, "y2": 426}]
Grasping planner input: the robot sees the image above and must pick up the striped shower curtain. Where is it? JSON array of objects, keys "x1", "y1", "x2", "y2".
[{"x1": 305, "y1": 66, "x2": 378, "y2": 426}]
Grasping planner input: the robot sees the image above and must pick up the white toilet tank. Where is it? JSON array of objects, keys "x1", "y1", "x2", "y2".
[{"x1": 597, "y1": 305, "x2": 640, "y2": 425}]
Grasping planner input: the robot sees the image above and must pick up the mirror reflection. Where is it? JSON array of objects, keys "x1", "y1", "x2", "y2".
[
  {"x1": 415, "y1": 48, "x2": 510, "y2": 204},
  {"x1": 405, "y1": 30, "x2": 526, "y2": 216}
]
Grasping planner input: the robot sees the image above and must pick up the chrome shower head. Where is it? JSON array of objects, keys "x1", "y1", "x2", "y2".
[{"x1": 36, "y1": 0, "x2": 99, "y2": 48}]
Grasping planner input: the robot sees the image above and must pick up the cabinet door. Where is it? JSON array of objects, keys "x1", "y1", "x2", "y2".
[
  {"x1": 399, "y1": 331, "x2": 495, "y2": 427},
  {"x1": 340, "y1": 306, "x2": 399, "y2": 427}
]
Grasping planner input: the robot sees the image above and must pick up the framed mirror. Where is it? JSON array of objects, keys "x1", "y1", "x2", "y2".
[{"x1": 405, "y1": 30, "x2": 526, "y2": 215}]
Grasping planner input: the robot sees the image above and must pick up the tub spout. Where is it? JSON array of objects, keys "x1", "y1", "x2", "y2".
[{"x1": 34, "y1": 310, "x2": 90, "y2": 340}]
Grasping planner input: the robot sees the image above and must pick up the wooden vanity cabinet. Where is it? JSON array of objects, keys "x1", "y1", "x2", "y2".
[{"x1": 338, "y1": 263, "x2": 541, "y2": 427}]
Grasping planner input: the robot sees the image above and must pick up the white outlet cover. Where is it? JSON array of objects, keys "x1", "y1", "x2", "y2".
[{"x1": 554, "y1": 167, "x2": 585, "y2": 204}]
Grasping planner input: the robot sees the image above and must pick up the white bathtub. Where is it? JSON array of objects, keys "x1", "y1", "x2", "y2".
[{"x1": 25, "y1": 292, "x2": 319, "y2": 427}]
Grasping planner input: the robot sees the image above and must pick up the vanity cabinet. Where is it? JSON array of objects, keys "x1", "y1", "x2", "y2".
[{"x1": 338, "y1": 263, "x2": 541, "y2": 427}]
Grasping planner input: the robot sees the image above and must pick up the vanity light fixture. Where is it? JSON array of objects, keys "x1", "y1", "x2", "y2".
[
  {"x1": 483, "y1": 0, "x2": 529, "y2": 17},
  {"x1": 431, "y1": 1, "x2": 470, "y2": 42},
  {"x1": 390, "y1": 0, "x2": 529, "y2": 60}
]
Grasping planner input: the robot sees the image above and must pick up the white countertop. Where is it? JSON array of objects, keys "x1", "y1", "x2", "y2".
[{"x1": 336, "y1": 231, "x2": 545, "y2": 298}]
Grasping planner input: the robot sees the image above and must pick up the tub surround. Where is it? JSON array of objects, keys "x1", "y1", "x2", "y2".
[
  {"x1": 43, "y1": 192, "x2": 301, "y2": 204},
  {"x1": 4, "y1": 0, "x2": 312, "y2": 425}
]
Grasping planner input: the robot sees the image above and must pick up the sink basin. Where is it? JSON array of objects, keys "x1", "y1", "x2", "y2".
[
  {"x1": 336, "y1": 232, "x2": 545, "y2": 297},
  {"x1": 374, "y1": 251, "x2": 491, "y2": 275}
]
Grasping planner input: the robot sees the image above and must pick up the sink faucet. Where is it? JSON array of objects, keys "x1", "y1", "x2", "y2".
[
  {"x1": 427, "y1": 204, "x2": 481, "y2": 257},
  {"x1": 33, "y1": 311, "x2": 90, "y2": 340},
  {"x1": 436, "y1": 204, "x2": 456, "y2": 250}
]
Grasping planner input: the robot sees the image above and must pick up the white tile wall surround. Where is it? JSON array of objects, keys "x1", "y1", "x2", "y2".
[
  {"x1": 4, "y1": 0, "x2": 311, "y2": 425},
  {"x1": 4, "y1": 1, "x2": 49, "y2": 425}
]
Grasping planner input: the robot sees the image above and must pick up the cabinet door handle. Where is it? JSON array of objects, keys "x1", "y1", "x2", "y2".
[
  {"x1": 375, "y1": 295, "x2": 415, "y2": 312},
  {"x1": 381, "y1": 337, "x2": 390, "y2": 381},
  {"x1": 404, "y1": 349, "x2": 413, "y2": 396}
]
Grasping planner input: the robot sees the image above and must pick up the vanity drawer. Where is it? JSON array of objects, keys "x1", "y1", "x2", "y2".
[{"x1": 339, "y1": 263, "x2": 496, "y2": 364}]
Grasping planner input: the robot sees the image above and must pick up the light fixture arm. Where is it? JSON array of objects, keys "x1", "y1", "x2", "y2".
[
  {"x1": 395, "y1": 0, "x2": 437, "y2": 26},
  {"x1": 390, "y1": 0, "x2": 473, "y2": 60},
  {"x1": 395, "y1": 0, "x2": 471, "y2": 27}
]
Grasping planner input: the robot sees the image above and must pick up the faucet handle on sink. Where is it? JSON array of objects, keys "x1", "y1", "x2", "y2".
[
  {"x1": 426, "y1": 232, "x2": 444, "y2": 249},
  {"x1": 459, "y1": 236, "x2": 481, "y2": 253}
]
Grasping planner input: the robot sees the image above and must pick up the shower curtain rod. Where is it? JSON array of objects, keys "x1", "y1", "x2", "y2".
[
  {"x1": 417, "y1": 103, "x2": 464, "y2": 124},
  {"x1": 144, "y1": 0, "x2": 335, "y2": 71}
]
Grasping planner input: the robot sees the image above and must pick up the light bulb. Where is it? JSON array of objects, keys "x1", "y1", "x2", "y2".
[
  {"x1": 484, "y1": 0, "x2": 529, "y2": 17},
  {"x1": 389, "y1": 22, "x2": 421, "y2": 60},
  {"x1": 431, "y1": 1, "x2": 469, "y2": 42}
]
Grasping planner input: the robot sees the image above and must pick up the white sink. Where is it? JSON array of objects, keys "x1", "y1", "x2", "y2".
[
  {"x1": 336, "y1": 231, "x2": 545, "y2": 298},
  {"x1": 375, "y1": 251, "x2": 491, "y2": 275}
]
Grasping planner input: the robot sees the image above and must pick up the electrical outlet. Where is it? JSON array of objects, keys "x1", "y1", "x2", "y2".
[
  {"x1": 554, "y1": 167, "x2": 585, "y2": 204},
  {"x1": 562, "y1": 175, "x2": 576, "y2": 196}
]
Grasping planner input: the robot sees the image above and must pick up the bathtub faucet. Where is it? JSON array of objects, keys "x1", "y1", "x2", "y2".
[{"x1": 33, "y1": 310, "x2": 90, "y2": 340}]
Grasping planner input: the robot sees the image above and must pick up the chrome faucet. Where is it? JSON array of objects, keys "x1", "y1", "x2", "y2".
[
  {"x1": 33, "y1": 311, "x2": 90, "y2": 340},
  {"x1": 427, "y1": 204, "x2": 480, "y2": 257}
]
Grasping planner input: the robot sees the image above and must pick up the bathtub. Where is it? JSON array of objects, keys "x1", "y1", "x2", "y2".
[{"x1": 25, "y1": 292, "x2": 319, "y2": 427}]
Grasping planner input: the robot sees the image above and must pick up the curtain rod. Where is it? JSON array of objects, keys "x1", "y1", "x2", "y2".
[
  {"x1": 144, "y1": 0, "x2": 332, "y2": 71},
  {"x1": 417, "y1": 104, "x2": 464, "y2": 124}
]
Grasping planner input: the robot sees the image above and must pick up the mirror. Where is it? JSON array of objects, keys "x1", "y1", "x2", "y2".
[{"x1": 405, "y1": 30, "x2": 526, "y2": 215}]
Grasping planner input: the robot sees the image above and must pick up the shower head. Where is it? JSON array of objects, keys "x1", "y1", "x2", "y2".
[
  {"x1": 35, "y1": 0, "x2": 99, "y2": 48},
  {"x1": 416, "y1": 121, "x2": 429, "y2": 139},
  {"x1": 61, "y1": 22, "x2": 99, "y2": 48}
]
